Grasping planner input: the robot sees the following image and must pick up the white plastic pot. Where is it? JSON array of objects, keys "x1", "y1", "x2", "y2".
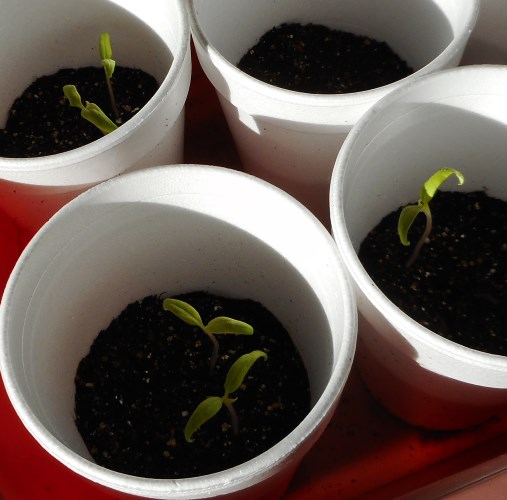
[
  {"x1": 330, "y1": 65, "x2": 507, "y2": 430},
  {"x1": 0, "y1": 0, "x2": 191, "y2": 233},
  {"x1": 0, "y1": 164, "x2": 357, "y2": 499},
  {"x1": 188, "y1": 0, "x2": 479, "y2": 227}
]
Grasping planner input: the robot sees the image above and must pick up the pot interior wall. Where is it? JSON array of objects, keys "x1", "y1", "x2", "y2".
[
  {"x1": 192, "y1": 0, "x2": 471, "y2": 72},
  {"x1": 0, "y1": 0, "x2": 173, "y2": 127}
]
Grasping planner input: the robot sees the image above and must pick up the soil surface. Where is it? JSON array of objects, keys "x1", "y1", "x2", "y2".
[
  {"x1": 74, "y1": 292, "x2": 310, "y2": 478},
  {"x1": 359, "y1": 190, "x2": 507, "y2": 355},
  {"x1": 237, "y1": 23, "x2": 413, "y2": 94},
  {"x1": 0, "y1": 66, "x2": 158, "y2": 158}
]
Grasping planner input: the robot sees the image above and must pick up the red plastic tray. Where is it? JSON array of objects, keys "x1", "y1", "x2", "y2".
[{"x1": 3, "y1": 22, "x2": 507, "y2": 498}]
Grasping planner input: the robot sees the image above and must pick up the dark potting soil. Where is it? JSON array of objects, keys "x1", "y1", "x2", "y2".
[
  {"x1": 74, "y1": 292, "x2": 311, "y2": 479},
  {"x1": 237, "y1": 23, "x2": 413, "y2": 94},
  {"x1": 359, "y1": 191, "x2": 507, "y2": 355},
  {"x1": 0, "y1": 66, "x2": 158, "y2": 158}
]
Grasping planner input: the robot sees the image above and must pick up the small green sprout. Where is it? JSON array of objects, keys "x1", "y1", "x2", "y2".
[
  {"x1": 398, "y1": 168, "x2": 465, "y2": 267},
  {"x1": 184, "y1": 350, "x2": 268, "y2": 442},
  {"x1": 162, "y1": 297, "x2": 254, "y2": 369},
  {"x1": 99, "y1": 32, "x2": 120, "y2": 121},
  {"x1": 62, "y1": 32, "x2": 120, "y2": 135},
  {"x1": 63, "y1": 85, "x2": 118, "y2": 135}
]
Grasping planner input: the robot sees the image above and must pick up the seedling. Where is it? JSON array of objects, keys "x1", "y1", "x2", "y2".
[
  {"x1": 63, "y1": 85, "x2": 118, "y2": 135},
  {"x1": 398, "y1": 168, "x2": 465, "y2": 267},
  {"x1": 62, "y1": 32, "x2": 119, "y2": 135},
  {"x1": 99, "y1": 32, "x2": 120, "y2": 121},
  {"x1": 162, "y1": 297, "x2": 254, "y2": 369},
  {"x1": 184, "y1": 350, "x2": 268, "y2": 442}
]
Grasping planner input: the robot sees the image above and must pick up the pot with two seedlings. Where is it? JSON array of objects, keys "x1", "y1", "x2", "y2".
[{"x1": 0, "y1": 164, "x2": 356, "y2": 498}]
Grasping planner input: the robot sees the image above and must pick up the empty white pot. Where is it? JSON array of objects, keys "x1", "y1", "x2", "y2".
[
  {"x1": 330, "y1": 65, "x2": 507, "y2": 430},
  {"x1": 0, "y1": 0, "x2": 191, "y2": 233},
  {"x1": 0, "y1": 164, "x2": 356, "y2": 499},
  {"x1": 188, "y1": 0, "x2": 479, "y2": 227}
]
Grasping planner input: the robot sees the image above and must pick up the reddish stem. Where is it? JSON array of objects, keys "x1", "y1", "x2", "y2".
[{"x1": 406, "y1": 208, "x2": 432, "y2": 268}]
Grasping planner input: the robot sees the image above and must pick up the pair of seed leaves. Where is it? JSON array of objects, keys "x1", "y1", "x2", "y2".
[{"x1": 398, "y1": 167, "x2": 465, "y2": 267}]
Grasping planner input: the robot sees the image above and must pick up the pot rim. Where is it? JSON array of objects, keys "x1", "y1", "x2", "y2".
[{"x1": 187, "y1": 0, "x2": 480, "y2": 110}]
